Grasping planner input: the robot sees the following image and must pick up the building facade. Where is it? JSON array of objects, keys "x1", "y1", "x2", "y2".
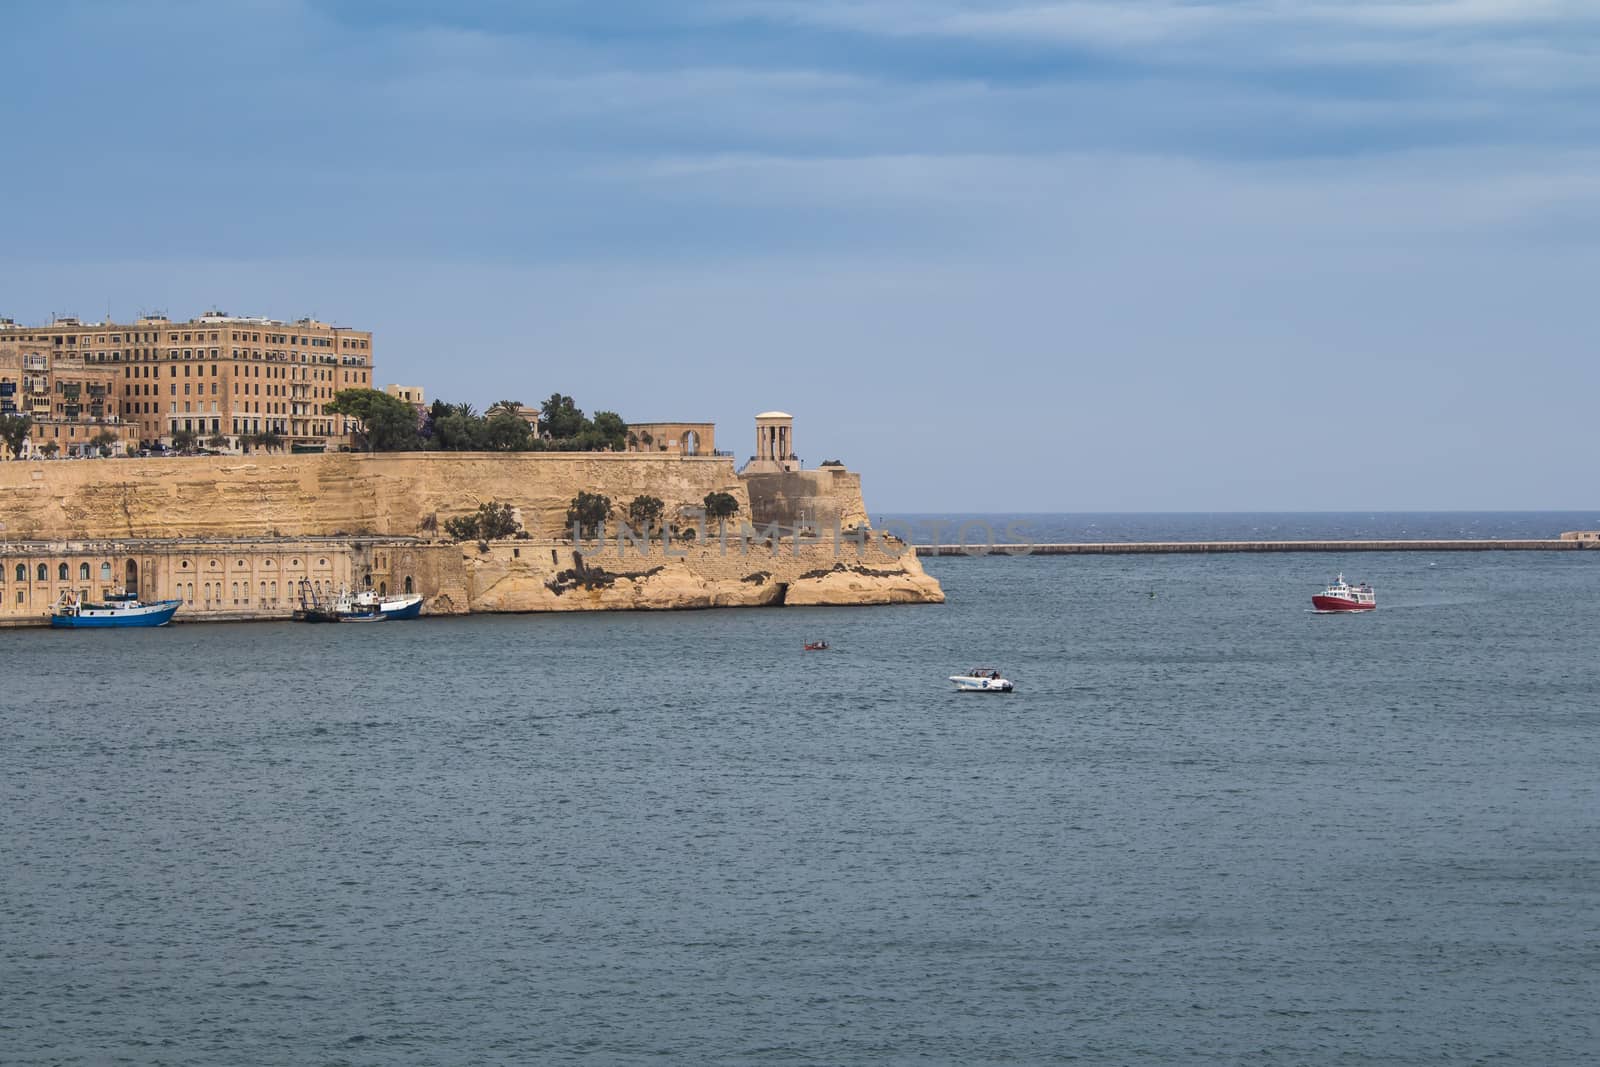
[
  {"x1": 0, "y1": 310, "x2": 374, "y2": 451},
  {"x1": 0, "y1": 539, "x2": 422, "y2": 625},
  {"x1": 625, "y1": 421, "x2": 717, "y2": 456},
  {"x1": 0, "y1": 340, "x2": 140, "y2": 457}
]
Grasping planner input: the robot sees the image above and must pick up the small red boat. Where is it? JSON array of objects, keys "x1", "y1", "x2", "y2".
[
  {"x1": 1312, "y1": 573, "x2": 1375, "y2": 612},
  {"x1": 803, "y1": 640, "x2": 830, "y2": 651}
]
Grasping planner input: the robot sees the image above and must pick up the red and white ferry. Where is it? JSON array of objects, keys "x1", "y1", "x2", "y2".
[{"x1": 1312, "y1": 573, "x2": 1375, "y2": 612}]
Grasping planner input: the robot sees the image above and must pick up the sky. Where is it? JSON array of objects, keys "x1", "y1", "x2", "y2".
[{"x1": 2, "y1": 0, "x2": 1598, "y2": 510}]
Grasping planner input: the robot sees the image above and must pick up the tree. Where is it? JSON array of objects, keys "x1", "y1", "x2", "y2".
[
  {"x1": 40, "y1": 441, "x2": 59, "y2": 458},
  {"x1": 171, "y1": 428, "x2": 198, "y2": 453},
  {"x1": 566, "y1": 491, "x2": 612, "y2": 538},
  {"x1": 206, "y1": 433, "x2": 230, "y2": 451},
  {"x1": 252, "y1": 429, "x2": 283, "y2": 453},
  {"x1": 540, "y1": 393, "x2": 586, "y2": 440},
  {"x1": 589, "y1": 411, "x2": 628, "y2": 452},
  {"x1": 482, "y1": 411, "x2": 532, "y2": 451},
  {"x1": 626, "y1": 494, "x2": 665, "y2": 534},
  {"x1": 443, "y1": 500, "x2": 520, "y2": 542},
  {"x1": 0, "y1": 414, "x2": 34, "y2": 459},
  {"x1": 325, "y1": 388, "x2": 422, "y2": 451},
  {"x1": 432, "y1": 411, "x2": 486, "y2": 451},
  {"x1": 91, "y1": 430, "x2": 119, "y2": 457},
  {"x1": 704, "y1": 491, "x2": 740, "y2": 530},
  {"x1": 487, "y1": 399, "x2": 524, "y2": 418}
]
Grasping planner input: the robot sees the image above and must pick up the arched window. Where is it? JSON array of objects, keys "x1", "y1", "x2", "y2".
[
  {"x1": 13, "y1": 564, "x2": 22, "y2": 582},
  {"x1": 38, "y1": 564, "x2": 48, "y2": 581},
  {"x1": 58, "y1": 562, "x2": 70, "y2": 581},
  {"x1": 79, "y1": 562, "x2": 91, "y2": 580},
  {"x1": 270, "y1": 581, "x2": 277, "y2": 601},
  {"x1": 260, "y1": 581, "x2": 267, "y2": 601},
  {"x1": 379, "y1": 581, "x2": 387, "y2": 596},
  {"x1": 404, "y1": 576, "x2": 414, "y2": 594},
  {"x1": 100, "y1": 562, "x2": 112, "y2": 581},
  {"x1": 231, "y1": 581, "x2": 239, "y2": 601}
]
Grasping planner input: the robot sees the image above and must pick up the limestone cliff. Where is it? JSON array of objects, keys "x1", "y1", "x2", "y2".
[{"x1": 459, "y1": 536, "x2": 943, "y2": 612}]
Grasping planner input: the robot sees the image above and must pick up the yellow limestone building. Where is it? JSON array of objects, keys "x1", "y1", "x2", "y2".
[{"x1": 0, "y1": 310, "x2": 374, "y2": 451}]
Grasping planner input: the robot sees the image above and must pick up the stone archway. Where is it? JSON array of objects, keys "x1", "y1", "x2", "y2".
[
  {"x1": 125, "y1": 558, "x2": 138, "y2": 593},
  {"x1": 681, "y1": 429, "x2": 700, "y2": 456}
]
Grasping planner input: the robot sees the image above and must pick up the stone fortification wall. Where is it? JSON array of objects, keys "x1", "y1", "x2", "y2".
[
  {"x1": 0, "y1": 452, "x2": 750, "y2": 542},
  {"x1": 743, "y1": 468, "x2": 870, "y2": 532}
]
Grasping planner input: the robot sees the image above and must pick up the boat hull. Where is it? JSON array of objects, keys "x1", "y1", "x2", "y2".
[
  {"x1": 50, "y1": 600, "x2": 182, "y2": 628},
  {"x1": 949, "y1": 676, "x2": 1014, "y2": 692},
  {"x1": 1311, "y1": 595, "x2": 1375, "y2": 612},
  {"x1": 377, "y1": 597, "x2": 423, "y2": 620}
]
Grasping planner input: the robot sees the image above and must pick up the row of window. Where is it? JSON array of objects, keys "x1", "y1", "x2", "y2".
[
  {"x1": 23, "y1": 331, "x2": 371, "y2": 349},
  {"x1": 6, "y1": 562, "x2": 116, "y2": 582}
]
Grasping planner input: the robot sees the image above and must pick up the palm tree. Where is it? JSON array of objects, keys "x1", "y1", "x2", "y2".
[{"x1": 487, "y1": 399, "x2": 524, "y2": 418}]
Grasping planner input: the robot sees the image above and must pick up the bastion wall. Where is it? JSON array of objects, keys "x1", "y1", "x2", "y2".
[{"x1": 0, "y1": 452, "x2": 751, "y2": 542}]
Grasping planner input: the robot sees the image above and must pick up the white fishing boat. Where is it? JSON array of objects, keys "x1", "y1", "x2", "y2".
[{"x1": 949, "y1": 668, "x2": 1014, "y2": 693}]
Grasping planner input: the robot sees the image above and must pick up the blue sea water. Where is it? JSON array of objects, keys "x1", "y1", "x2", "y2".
[{"x1": 3, "y1": 514, "x2": 1599, "y2": 1064}]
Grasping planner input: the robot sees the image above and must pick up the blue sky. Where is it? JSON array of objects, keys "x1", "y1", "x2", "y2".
[{"x1": 3, "y1": 0, "x2": 1598, "y2": 509}]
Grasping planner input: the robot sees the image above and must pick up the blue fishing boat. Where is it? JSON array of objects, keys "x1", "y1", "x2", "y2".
[
  {"x1": 350, "y1": 589, "x2": 424, "y2": 620},
  {"x1": 50, "y1": 590, "x2": 182, "y2": 628}
]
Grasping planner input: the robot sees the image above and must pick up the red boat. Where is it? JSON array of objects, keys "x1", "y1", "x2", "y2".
[
  {"x1": 1312, "y1": 573, "x2": 1375, "y2": 612},
  {"x1": 803, "y1": 640, "x2": 830, "y2": 651}
]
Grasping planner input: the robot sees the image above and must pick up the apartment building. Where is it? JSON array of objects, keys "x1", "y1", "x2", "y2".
[
  {"x1": 0, "y1": 338, "x2": 138, "y2": 457},
  {"x1": 0, "y1": 310, "x2": 374, "y2": 450}
]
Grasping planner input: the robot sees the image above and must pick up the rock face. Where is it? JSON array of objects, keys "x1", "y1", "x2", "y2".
[
  {"x1": 0, "y1": 453, "x2": 944, "y2": 615},
  {"x1": 461, "y1": 534, "x2": 943, "y2": 612}
]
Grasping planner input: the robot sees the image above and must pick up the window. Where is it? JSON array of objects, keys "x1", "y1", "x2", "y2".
[
  {"x1": 100, "y1": 562, "x2": 112, "y2": 581},
  {"x1": 38, "y1": 563, "x2": 48, "y2": 580},
  {"x1": 79, "y1": 562, "x2": 90, "y2": 580},
  {"x1": 58, "y1": 563, "x2": 69, "y2": 581},
  {"x1": 12, "y1": 564, "x2": 20, "y2": 582}
]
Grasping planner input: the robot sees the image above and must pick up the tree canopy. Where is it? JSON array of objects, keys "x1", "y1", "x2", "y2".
[
  {"x1": 444, "y1": 500, "x2": 522, "y2": 542},
  {"x1": 704, "y1": 491, "x2": 740, "y2": 528},
  {"x1": 325, "y1": 388, "x2": 422, "y2": 452},
  {"x1": 567, "y1": 491, "x2": 612, "y2": 538},
  {"x1": 0, "y1": 414, "x2": 33, "y2": 459}
]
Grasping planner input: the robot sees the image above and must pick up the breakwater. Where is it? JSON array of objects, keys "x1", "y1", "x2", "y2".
[{"x1": 917, "y1": 539, "x2": 1591, "y2": 556}]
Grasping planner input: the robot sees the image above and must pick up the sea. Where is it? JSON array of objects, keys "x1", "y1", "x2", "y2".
[{"x1": 3, "y1": 512, "x2": 1598, "y2": 1065}]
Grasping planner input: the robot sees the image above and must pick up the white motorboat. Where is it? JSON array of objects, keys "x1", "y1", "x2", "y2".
[{"x1": 949, "y1": 669, "x2": 1014, "y2": 693}]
